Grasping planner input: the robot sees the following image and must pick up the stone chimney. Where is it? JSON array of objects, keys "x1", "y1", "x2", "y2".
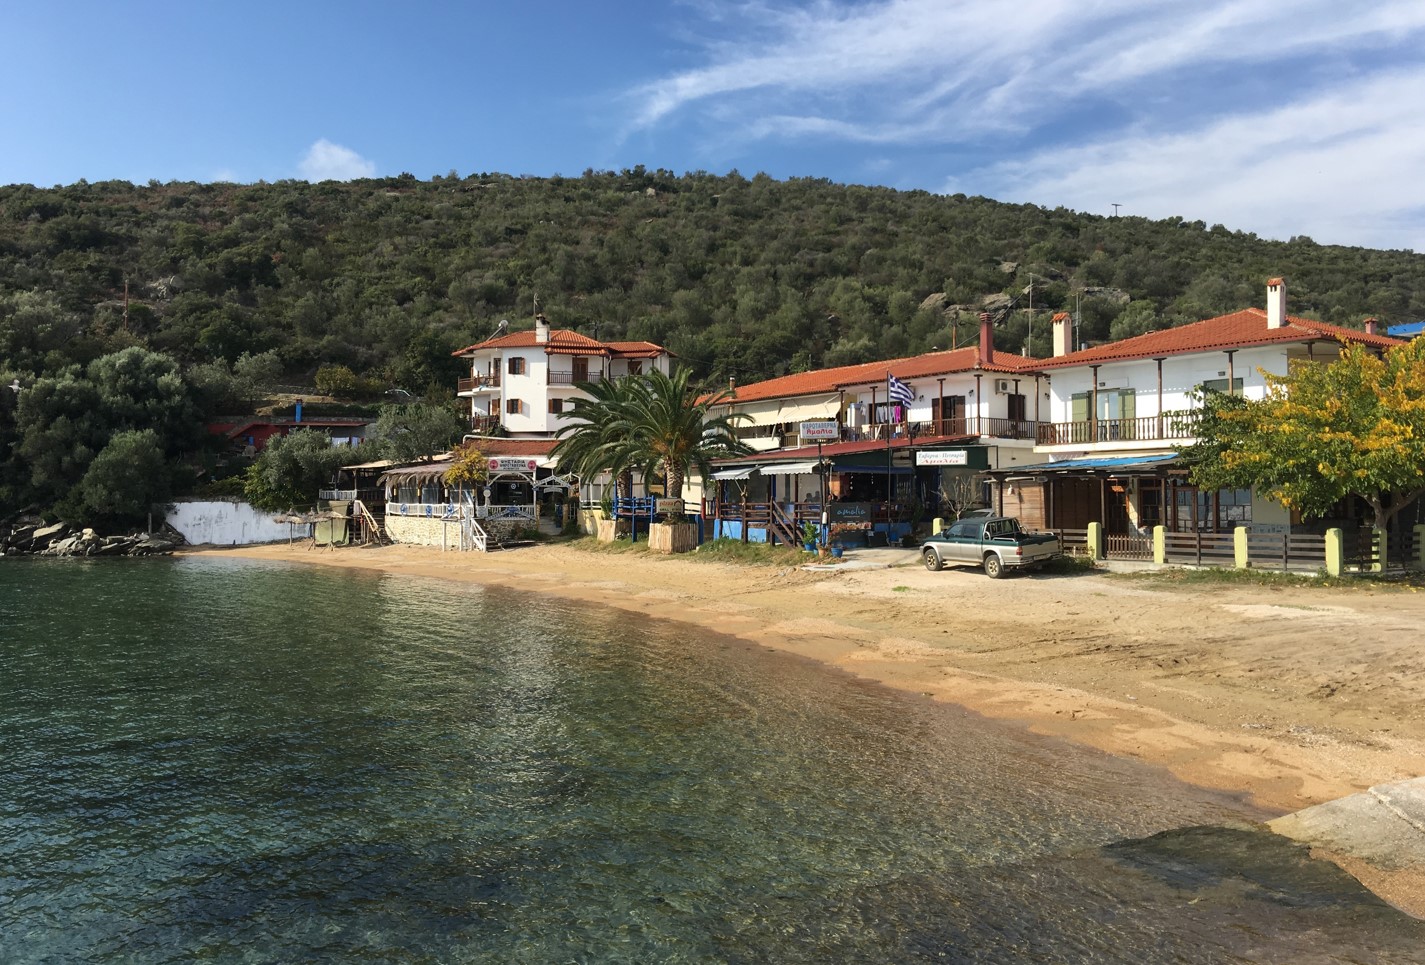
[
  {"x1": 1051, "y1": 312, "x2": 1072, "y2": 357},
  {"x1": 534, "y1": 313, "x2": 551, "y2": 344},
  {"x1": 727, "y1": 376, "x2": 736, "y2": 396},
  {"x1": 978, "y1": 312, "x2": 994, "y2": 366},
  {"x1": 1364, "y1": 317, "x2": 1380, "y2": 336},
  {"x1": 1266, "y1": 277, "x2": 1287, "y2": 329}
]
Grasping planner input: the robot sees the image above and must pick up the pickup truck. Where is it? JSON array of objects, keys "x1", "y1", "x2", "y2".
[{"x1": 920, "y1": 515, "x2": 1060, "y2": 578}]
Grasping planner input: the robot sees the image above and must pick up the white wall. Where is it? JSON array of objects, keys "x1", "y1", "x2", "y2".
[
  {"x1": 1046, "y1": 346, "x2": 1289, "y2": 422},
  {"x1": 166, "y1": 499, "x2": 297, "y2": 546}
]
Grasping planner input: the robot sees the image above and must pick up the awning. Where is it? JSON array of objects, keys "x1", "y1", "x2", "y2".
[
  {"x1": 1002, "y1": 452, "x2": 1178, "y2": 474},
  {"x1": 761, "y1": 461, "x2": 822, "y2": 475},
  {"x1": 712, "y1": 467, "x2": 757, "y2": 480}
]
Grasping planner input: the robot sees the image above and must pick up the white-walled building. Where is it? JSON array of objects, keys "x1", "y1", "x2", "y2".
[
  {"x1": 453, "y1": 314, "x2": 671, "y2": 439},
  {"x1": 995, "y1": 278, "x2": 1403, "y2": 534}
]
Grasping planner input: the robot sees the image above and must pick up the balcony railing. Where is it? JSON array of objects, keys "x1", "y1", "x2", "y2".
[
  {"x1": 1036, "y1": 411, "x2": 1198, "y2": 446},
  {"x1": 468, "y1": 415, "x2": 501, "y2": 434},
  {"x1": 457, "y1": 374, "x2": 501, "y2": 393},
  {"x1": 855, "y1": 417, "x2": 1038, "y2": 441},
  {"x1": 547, "y1": 370, "x2": 593, "y2": 385}
]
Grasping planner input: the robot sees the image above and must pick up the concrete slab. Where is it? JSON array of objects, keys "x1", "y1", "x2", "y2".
[{"x1": 1269, "y1": 777, "x2": 1425, "y2": 871}]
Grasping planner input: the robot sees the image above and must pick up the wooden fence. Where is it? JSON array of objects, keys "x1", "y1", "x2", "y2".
[
  {"x1": 1163, "y1": 531, "x2": 1236, "y2": 568},
  {"x1": 1245, "y1": 532, "x2": 1328, "y2": 573}
]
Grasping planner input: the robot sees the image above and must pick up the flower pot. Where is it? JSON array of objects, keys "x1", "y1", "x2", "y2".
[
  {"x1": 830, "y1": 545, "x2": 844, "y2": 559},
  {"x1": 803, "y1": 542, "x2": 816, "y2": 552}
]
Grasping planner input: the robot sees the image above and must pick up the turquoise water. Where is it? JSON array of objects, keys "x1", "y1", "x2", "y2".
[{"x1": 1, "y1": 556, "x2": 1421, "y2": 963}]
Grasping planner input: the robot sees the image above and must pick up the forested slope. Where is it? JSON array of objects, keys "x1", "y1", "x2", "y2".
[{"x1": 4, "y1": 168, "x2": 1423, "y2": 391}]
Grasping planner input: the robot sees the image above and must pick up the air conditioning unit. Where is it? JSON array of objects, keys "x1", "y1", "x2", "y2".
[{"x1": 994, "y1": 378, "x2": 1012, "y2": 394}]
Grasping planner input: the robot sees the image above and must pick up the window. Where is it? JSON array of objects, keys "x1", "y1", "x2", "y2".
[
  {"x1": 507, "y1": 356, "x2": 526, "y2": 376},
  {"x1": 548, "y1": 398, "x2": 564, "y2": 414},
  {"x1": 1200, "y1": 377, "x2": 1243, "y2": 394},
  {"x1": 505, "y1": 398, "x2": 521, "y2": 415},
  {"x1": 627, "y1": 360, "x2": 642, "y2": 375}
]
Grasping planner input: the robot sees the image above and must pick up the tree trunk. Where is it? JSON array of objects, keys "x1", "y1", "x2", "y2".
[
  {"x1": 667, "y1": 466, "x2": 685, "y2": 502},
  {"x1": 618, "y1": 470, "x2": 633, "y2": 502}
]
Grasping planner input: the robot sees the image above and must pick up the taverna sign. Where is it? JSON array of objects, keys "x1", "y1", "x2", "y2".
[
  {"x1": 799, "y1": 421, "x2": 840, "y2": 441},
  {"x1": 488, "y1": 457, "x2": 539, "y2": 472}
]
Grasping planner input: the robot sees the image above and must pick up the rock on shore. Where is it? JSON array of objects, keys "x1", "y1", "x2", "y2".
[{"x1": 0, "y1": 515, "x2": 185, "y2": 557}]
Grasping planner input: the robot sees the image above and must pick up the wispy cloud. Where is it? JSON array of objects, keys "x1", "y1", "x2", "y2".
[
  {"x1": 625, "y1": 0, "x2": 1425, "y2": 247},
  {"x1": 298, "y1": 139, "x2": 376, "y2": 182}
]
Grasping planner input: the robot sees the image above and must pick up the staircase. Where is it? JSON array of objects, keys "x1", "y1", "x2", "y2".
[
  {"x1": 352, "y1": 500, "x2": 391, "y2": 546},
  {"x1": 768, "y1": 502, "x2": 801, "y2": 547}
]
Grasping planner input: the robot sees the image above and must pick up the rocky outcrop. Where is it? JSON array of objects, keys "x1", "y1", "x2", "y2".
[{"x1": 0, "y1": 515, "x2": 185, "y2": 557}]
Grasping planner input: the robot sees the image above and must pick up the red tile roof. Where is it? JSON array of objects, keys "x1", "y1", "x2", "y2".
[
  {"x1": 453, "y1": 329, "x2": 666, "y2": 358},
  {"x1": 466, "y1": 438, "x2": 558, "y2": 457},
  {"x1": 715, "y1": 433, "x2": 978, "y2": 463},
  {"x1": 717, "y1": 347, "x2": 1043, "y2": 404},
  {"x1": 1037, "y1": 308, "x2": 1404, "y2": 369}
]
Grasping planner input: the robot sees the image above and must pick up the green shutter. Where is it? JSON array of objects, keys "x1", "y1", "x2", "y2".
[{"x1": 1071, "y1": 392, "x2": 1088, "y2": 423}]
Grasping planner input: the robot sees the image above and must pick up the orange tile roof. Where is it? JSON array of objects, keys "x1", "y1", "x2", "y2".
[
  {"x1": 1037, "y1": 308, "x2": 1404, "y2": 369},
  {"x1": 466, "y1": 438, "x2": 558, "y2": 457},
  {"x1": 718, "y1": 347, "x2": 1043, "y2": 404},
  {"x1": 453, "y1": 329, "x2": 667, "y2": 358}
]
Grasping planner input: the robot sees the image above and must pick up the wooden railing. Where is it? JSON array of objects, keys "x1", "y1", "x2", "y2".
[
  {"x1": 1246, "y1": 532, "x2": 1328, "y2": 572},
  {"x1": 1048, "y1": 527, "x2": 1089, "y2": 556},
  {"x1": 856, "y1": 417, "x2": 1038, "y2": 441},
  {"x1": 468, "y1": 415, "x2": 501, "y2": 434},
  {"x1": 1105, "y1": 533, "x2": 1152, "y2": 560},
  {"x1": 1036, "y1": 410, "x2": 1198, "y2": 446},
  {"x1": 547, "y1": 370, "x2": 592, "y2": 385},
  {"x1": 1164, "y1": 531, "x2": 1236, "y2": 567},
  {"x1": 457, "y1": 374, "x2": 501, "y2": 393}
]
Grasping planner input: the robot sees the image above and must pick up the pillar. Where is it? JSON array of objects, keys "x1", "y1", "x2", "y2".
[
  {"x1": 1325, "y1": 528, "x2": 1344, "y2": 577},
  {"x1": 1234, "y1": 526, "x2": 1250, "y2": 569},
  {"x1": 1152, "y1": 525, "x2": 1166, "y2": 565},
  {"x1": 1086, "y1": 521, "x2": 1105, "y2": 560}
]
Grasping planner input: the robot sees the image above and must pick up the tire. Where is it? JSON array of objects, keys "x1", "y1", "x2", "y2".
[
  {"x1": 983, "y1": 554, "x2": 1004, "y2": 579},
  {"x1": 923, "y1": 548, "x2": 944, "y2": 572}
]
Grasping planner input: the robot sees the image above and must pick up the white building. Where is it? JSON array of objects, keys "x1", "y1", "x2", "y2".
[
  {"x1": 998, "y1": 278, "x2": 1402, "y2": 534},
  {"x1": 453, "y1": 314, "x2": 671, "y2": 439}
]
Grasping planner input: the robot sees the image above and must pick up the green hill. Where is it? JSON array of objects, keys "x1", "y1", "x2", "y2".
[{"x1": 4, "y1": 169, "x2": 1422, "y2": 390}]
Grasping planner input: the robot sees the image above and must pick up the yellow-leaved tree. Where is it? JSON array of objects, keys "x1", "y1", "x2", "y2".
[{"x1": 1183, "y1": 340, "x2": 1425, "y2": 529}]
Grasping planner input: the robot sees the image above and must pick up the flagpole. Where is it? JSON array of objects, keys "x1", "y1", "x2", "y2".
[{"x1": 886, "y1": 375, "x2": 893, "y2": 517}]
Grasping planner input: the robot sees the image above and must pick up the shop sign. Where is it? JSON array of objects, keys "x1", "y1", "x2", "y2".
[
  {"x1": 916, "y1": 450, "x2": 969, "y2": 466},
  {"x1": 488, "y1": 457, "x2": 539, "y2": 472},
  {"x1": 655, "y1": 498, "x2": 684, "y2": 514},
  {"x1": 799, "y1": 421, "x2": 840, "y2": 440}
]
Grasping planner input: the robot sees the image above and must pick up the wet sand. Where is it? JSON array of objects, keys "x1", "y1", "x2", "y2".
[{"x1": 186, "y1": 540, "x2": 1425, "y2": 912}]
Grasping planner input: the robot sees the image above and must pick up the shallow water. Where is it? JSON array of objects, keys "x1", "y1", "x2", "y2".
[{"x1": 1, "y1": 556, "x2": 1421, "y2": 962}]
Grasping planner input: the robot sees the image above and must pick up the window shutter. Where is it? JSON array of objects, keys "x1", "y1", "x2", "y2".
[{"x1": 1071, "y1": 392, "x2": 1088, "y2": 423}]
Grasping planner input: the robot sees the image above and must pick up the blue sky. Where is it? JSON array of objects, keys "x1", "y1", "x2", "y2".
[{"x1": 4, "y1": 0, "x2": 1424, "y2": 251}]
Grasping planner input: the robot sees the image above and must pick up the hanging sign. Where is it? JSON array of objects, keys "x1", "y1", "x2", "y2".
[
  {"x1": 655, "y1": 498, "x2": 684, "y2": 514},
  {"x1": 916, "y1": 450, "x2": 969, "y2": 466},
  {"x1": 488, "y1": 457, "x2": 539, "y2": 472},
  {"x1": 799, "y1": 421, "x2": 840, "y2": 441}
]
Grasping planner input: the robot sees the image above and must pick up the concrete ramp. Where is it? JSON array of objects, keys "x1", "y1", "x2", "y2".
[{"x1": 1269, "y1": 776, "x2": 1425, "y2": 917}]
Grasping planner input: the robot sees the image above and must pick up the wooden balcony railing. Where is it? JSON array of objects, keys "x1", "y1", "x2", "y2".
[
  {"x1": 468, "y1": 415, "x2": 501, "y2": 434},
  {"x1": 457, "y1": 374, "x2": 501, "y2": 393},
  {"x1": 856, "y1": 417, "x2": 1038, "y2": 441},
  {"x1": 1036, "y1": 410, "x2": 1198, "y2": 446}
]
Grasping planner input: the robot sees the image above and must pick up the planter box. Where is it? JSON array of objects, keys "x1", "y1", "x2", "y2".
[
  {"x1": 648, "y1": 521, "x2": 698, "y2": 554},
  {"x1": 596, "y1": 518, "x2": 630, "y2": 542}
]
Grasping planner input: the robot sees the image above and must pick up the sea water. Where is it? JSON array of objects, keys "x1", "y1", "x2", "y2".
[{"x1": 1, "y1": 556, "x2": 1421, "y2": 963}]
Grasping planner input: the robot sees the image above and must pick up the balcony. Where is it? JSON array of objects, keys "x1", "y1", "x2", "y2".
[
  {"x1": 1036, "y1": 411, "x2": 1198, "y2": 446},
  {"x1": 547, "y1": 370, "x2": 593, "y2": 386},
  {"x1": 857, "y1": 417, "x2": 1038, "y2": 441},
  {"x1": 457, "y1": 374, "x2": 501, "y2": 394},
  {"x1": 468, "y1": 415, "x2": 502, "y2": 435}
]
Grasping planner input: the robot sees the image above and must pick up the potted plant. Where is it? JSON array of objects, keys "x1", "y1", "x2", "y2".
[{"x1": 801, "y1": 520, "x2": 820, "y2": 552}]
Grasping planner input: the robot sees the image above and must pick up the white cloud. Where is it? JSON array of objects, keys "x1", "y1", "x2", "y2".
[
  {"x1": 622, "y1": 0, "x2": 1425, "y2": 246},
  {"x1": 961, "y1": 68, "x2": 1425, "y2": 251},
  {"x1": 298, "y1": 139, "x2": 376, "y2": 182}
]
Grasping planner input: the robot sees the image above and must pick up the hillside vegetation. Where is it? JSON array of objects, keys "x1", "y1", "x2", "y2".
[{"x1": 4, "y1": 169, "x2": 1423, "y2": 391}]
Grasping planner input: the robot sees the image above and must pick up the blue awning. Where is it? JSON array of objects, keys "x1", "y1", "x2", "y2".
[{"x1": 1001, "y1": 452, "x2": 1178, "y2": 474}]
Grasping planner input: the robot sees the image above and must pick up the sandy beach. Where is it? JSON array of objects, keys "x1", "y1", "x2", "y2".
[{"x1": 189, "y1": 540, "x2": 1425, "y2": 910}]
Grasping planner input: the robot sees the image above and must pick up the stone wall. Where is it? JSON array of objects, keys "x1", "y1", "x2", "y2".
[{"x1": 384, "y1": 514, "x2": 463, "y2": 549}]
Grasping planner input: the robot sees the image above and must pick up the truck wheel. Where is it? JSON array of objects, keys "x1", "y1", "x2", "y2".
[
  {"x1": 983, "y1": 554, "x2": 1004, "y2": 579},
  {"x1": 923, "y1": 548, "x2": 943, "y2": 571}
]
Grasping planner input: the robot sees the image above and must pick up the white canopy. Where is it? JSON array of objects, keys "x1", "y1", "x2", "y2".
[
  {"x1": 761, "y1": 461, "x2": 822, "y2": 475},
  {"x1": 711, "y1": 467, "x2": 757, "y2": 480}
]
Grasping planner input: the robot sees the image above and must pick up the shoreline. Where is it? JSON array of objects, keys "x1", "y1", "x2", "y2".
[{"x1": 184, "y1": 540, "x2": 1425, "y2": 911}]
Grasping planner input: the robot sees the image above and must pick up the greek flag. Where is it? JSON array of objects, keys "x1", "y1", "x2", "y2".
[{"x1": 887, "y1": 374, "x2": 914, "y2": 406}]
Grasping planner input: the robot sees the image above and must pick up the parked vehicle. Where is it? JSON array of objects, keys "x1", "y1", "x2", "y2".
[{"x1": 920, "y1": 516, "x2": 1060, "y2": 578}]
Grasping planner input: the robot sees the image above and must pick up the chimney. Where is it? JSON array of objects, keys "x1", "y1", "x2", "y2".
[
  {"x1": 1364, "y1": 317, "x2": 1380, "y2": 336},
  {"x1": 1051, "y1": 312, "x2": 1072, "y2": 357},
  {"x1": 1266, "y1": 277, "x2": 1287, "y2": 329},
  {"x1": 534, "y1": 312, "x2": 551, "y2": 344},
  {"x1": 728, "y1": 376, "x2": 736, "y2": 396},
  {"x1": 978, "y1": 312, "x2": 994, "y2": 366}
]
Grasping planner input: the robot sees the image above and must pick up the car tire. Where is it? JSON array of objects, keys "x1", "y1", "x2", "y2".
[
  {"x1": 923, "y1": 548, "x2": 943, "y2": 572},
  {"x1": 983, "y1": 554, "x2": 1004, "y2": 579}
]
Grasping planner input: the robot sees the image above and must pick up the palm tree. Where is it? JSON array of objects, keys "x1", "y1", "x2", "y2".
[
  {"x1": 552, "y1": 376, "x2": 640, "y2": 503},
  {"x1": 615, "y1": 368, "x2": 749, "y2": 501}
]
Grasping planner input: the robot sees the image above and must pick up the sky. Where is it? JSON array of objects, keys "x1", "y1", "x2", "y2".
[{"x1": 3, "y1": 0, "x2": 1424, "y2": 251}]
